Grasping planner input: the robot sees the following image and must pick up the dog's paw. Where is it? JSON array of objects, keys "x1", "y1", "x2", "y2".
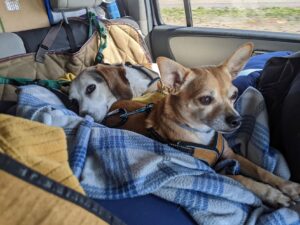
[
  {"x1": 278, "y1": 181, "x2": 300, "y2": 201},
  {"x1": 263, "y1": 185, "x2": 293, "y2": 208}
]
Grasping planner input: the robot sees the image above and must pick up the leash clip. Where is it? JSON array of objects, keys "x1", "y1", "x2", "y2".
[
  {"x1": 36, "y1": 44, "x2": 49, "y2": 63},
  {"x1": 32, "y1": 79, "x2": 41, "y2": 85},
  {"x1": 145, "y1": 103, "x2": 154, "y2": 112}
]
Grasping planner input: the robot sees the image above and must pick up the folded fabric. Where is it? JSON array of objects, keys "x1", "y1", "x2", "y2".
[
  {"x1": 234, "y1": 51, "x2": 293, "y2": 95},
  {"x1": 224, "y1": 88, "x2": 290, "y2": 179},
  {"x1": 0, "y1": 152, "x2": 124, "y2": 225},
  {"x1": 16, "y1": 85, "x2": 300, "y2": 225},
  {"x1": 0, "y1": 113, "x2": 84, "y2": 194}
]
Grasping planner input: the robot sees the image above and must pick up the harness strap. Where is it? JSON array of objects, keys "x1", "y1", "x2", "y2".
[
  {"x1": 148, "y1": 77, "x2": 161, "y2": 87},
  {"x1": 88, "y1": 12, "x2": 107, "y2": 63},
  {"x1": 36, "y1": 21, "x2": 63, "y2": 63},
  {"x1": 104, "y1": 103, "x2": 154, "y2": 128},
  {"x1": 125, "y1": 62, "x2": 160, "y2": 87},
  {"x1": 147, "y1": 127, "x2": 224, "y2": 166},
  {"x1": 0, "y1": 76, "x2": 70, "y2": 90}
]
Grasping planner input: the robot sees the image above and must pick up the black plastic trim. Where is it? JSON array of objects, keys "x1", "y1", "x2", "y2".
[
  {"x1": 155, "y1": 25, "x2": 300, "y2": 41},
  {"x1": 153, "y1": 0, "x2": 164, "y2": 25},
  {"x1": 183, "y1": 0, "x2": 193, "y2": 27},
  {"x1": 145, "y1": 0, "x2": 153, "y2": 33}
]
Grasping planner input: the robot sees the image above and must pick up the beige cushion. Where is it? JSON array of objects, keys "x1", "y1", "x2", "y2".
[
  {"x1": 50, "y1": 0, "x2": 102, "y2": 11},
  {"x1": 0, "y1": 0, "x2": 50, "y2": 32}
]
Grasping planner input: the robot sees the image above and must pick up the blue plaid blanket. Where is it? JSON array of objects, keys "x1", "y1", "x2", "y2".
[{"x1": 16, "y1": 85, "x2": 299, "y2": 225}]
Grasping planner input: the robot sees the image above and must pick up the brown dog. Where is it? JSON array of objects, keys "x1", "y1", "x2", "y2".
[{"x1": 104, "y1": 43, "x2": 300, "y2": 208}]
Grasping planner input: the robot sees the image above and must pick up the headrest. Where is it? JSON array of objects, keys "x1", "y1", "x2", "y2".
[
  {"x1": 50, "y1": 0, "x2": 102, "y2": 11},
  {"x1": 0, "y1": 33, "x2": 26, "y2": 59}
]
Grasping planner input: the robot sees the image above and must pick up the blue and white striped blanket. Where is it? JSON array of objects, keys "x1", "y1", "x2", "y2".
[{"x1": 16, "y1": 85, "x2": 299, "y2": 225}]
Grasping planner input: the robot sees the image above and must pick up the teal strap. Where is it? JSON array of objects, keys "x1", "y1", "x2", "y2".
[
  {"x1": 0, "y1": 76, "x2": 70, "y2": 90},
  {"x1": 87, "y1": 12, "x2": 107, "y2": 63},
  {"x1": 0, "y1": 18, "x2": 5, "y2": 32}
]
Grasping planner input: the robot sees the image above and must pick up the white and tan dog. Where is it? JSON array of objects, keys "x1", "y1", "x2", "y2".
[{"x1": 69, "y1": 63, "x2": 159, "y2": 122}]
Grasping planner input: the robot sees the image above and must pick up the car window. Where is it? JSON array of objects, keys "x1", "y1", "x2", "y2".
[
  {"x1": 158, "y1": 0, "x2": 300, "y2": 34},
  {"x1": 158, "y1": 0, "x2": 186, "y2": 26}
]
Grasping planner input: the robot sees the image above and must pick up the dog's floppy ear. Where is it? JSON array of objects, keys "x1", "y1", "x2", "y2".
[
  {"x1": 156, "y1": 57, "x2": 190, "y2": 90},
  {"x1": 96, "y1": 64, "x2": 133, "y2": 99},
  {"x1": 222, "y1": 42, "x2": 254, "y2": 78}
]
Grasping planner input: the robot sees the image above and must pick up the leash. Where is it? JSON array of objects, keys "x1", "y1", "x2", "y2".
[
  {"x1": 104, "y1": 103, "x2": 154, "y2": 128},
  {"x1": 0, "y1": 76, "x2": 70, "y2": 89},
  {"x1": 88, "y1": 11, "x2": 107, "y2": 63},
  {"x1": 0, "y1": 75, "x2": 79, "y2": 113}
]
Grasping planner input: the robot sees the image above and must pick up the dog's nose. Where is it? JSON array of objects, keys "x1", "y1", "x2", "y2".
[
  {"x1": 80, "y1": 111, "x2": 89, "y2": 117},
  {"x1": 226, "y1": 115, "x2": 242, "y2": 128}
]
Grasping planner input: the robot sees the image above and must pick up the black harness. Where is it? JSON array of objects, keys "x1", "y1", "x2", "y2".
[
  {"x1": 104, "y1": 101, "x2": 224, "y2": 166},
  {"x1": 147, "y1": 127, "x2": 224, "y2": 166},
  {"x1": 124, "y1": 62, "x2": 161, "y2": 87},
  {"x1": 104, "y1": 103, "x2": 154, "y2": 128}
]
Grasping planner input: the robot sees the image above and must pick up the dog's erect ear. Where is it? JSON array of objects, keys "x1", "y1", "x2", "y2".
[
  {"x1": 222, "y1": 42, "x2": 254, "y2": 78},
  {"x1": 156, "y1": 57, "x2": 190, "y2": 90},
  {"x1": 96, "y1": 64, "x2": 133, "y2": 99}
]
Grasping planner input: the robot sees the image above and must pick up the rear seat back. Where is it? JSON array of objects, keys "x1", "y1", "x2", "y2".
[
  {"x1": 46, "y1": 0, "x2": 105, "y2": 24},
  {"x1": 0, "y1": 0, "x2": 50, "y2": 32},
  {"x1": 15, "y1": 19, "x2": 90, "y2": 54},
  {"x1": 50, "y1": 0, "x2": 102, "y2": 11}
]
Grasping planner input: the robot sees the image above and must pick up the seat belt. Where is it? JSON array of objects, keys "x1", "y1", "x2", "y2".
[
  {"x1": 35, "y1": 21, "x2": 63, "y2": 63},
  {"x1": 63, "y1": 22, "x2": 77, "y2": 52}
]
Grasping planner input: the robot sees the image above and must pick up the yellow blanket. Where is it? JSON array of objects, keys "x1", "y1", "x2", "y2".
[{"x1": 0, "y1": 114, "x2": 84, "y2": 194}]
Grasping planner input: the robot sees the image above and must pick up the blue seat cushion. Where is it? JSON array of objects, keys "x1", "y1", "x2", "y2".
[{"x1": 96, "y1": 194, "x2": 197, "y2": 225}]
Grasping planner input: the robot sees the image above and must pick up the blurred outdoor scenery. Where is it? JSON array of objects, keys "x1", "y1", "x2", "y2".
[{"x1": 159, "y1": 0, "x2": 300, "y2": 34}]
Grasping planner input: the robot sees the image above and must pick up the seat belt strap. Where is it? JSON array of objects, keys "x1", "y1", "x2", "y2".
[{"x1": 35, "y1": 21, "x2": 63, "y2": 63}]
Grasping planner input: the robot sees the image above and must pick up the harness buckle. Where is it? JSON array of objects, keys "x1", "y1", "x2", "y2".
[
  {"x1": 145, "y1": 103, "x2": 154, "y2": 112},
  {"x1": 35, "y1": 44, "x2": 49, "y2": 63},
  {"x1": 32, "y1": 79, "x2": 41, "y2": 85}
]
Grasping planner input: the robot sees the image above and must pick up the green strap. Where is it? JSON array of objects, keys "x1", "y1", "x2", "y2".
[
  {"x1": 0, "y1": 17, "x2": 5, "y2": 33},
  {"x1": 88, "y1": 12, "x2": 107, "y2": 63},
  {"x1": 0, "y1": 76, "x2": 70, "y2": 90}
]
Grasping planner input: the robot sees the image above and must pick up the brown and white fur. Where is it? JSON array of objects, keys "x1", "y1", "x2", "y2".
[
  {"x1": 105, "y1": 43, "x2": 300, "y2": 208},
  {"x1": 69, "y1": 63, "x2": 159, "y2": 122}
]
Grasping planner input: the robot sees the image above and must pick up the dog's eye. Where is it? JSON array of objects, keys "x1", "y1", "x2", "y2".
[
  {"x1": 199, "y1": 96, "x2": 213, "y2": 105},
  {"x1": 86, "y1": 84, "x2": 96, "y2": 95},
  {"x1": 230, "y1": 91, "x2": 238, "y2": 101}
]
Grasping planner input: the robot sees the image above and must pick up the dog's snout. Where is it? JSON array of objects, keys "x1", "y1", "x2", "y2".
[{"x1": 226, "y1": 115, "x2": 242, "y2": 128}]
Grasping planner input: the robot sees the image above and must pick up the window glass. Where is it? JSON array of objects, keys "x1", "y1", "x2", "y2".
[
  {"x1": 158, "y1": 0, "x2": 186, "y2": 26},
  {"x1": 159, "y1": 0, "x2": 300, "y2": 34}
]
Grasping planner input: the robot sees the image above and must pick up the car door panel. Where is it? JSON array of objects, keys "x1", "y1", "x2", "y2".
[{"x1": 151, "y1": 25, "x2": 300, "y2": 67}]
